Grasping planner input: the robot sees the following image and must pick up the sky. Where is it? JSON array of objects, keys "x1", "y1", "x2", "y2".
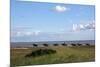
[{"x1": 11, "y1": 0, "x2": 95, "y2": 42}]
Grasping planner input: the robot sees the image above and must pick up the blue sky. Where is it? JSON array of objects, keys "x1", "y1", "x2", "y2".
[{"x1": 11, "y1": 0, "x2": 95, "y2": 42}]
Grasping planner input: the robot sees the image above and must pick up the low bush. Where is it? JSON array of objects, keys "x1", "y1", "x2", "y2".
[
  {"x1": 25, "y1": 49, "x2": 56, "y2": 57},
  {"x1": 53, "y1": 43, "x2": 59, "y2": 46},
  {"x1": 71, "y1": 44, "x2": 76, "y2": 46},
  {"x1": 62, "y1": 43, "x2": 67, "y2": 46},
  {"x1": 43, "y1": 44, "x2": 48, "y2": 47},
  {"x1": 32, "y1": 44, "x2": 38, "y2": 47},
  {"x1": 77, "y1": 43, "x2": 82, "y2": 46},
  {"x1": 85, "y1": 43, "x2": 90, "y2": 46}
]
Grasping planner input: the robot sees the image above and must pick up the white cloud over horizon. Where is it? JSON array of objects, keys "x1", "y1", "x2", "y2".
[
  {"x1": 11, "y1": 30, "x2": 95, "y2": 42},
  {"x1": 11, "y1": 31, "x2": 41, "y2": 37}
]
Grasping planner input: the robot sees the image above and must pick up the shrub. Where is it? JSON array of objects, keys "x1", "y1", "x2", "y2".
[
  {"x1": 71, "y1": 44, "x2": 76, "y2": 46},
  {"x1": 32, "y1": 44, "x2": 38, "y2": 47},
  {"x1": 25, "y1": 49, "x2": 56, "y2": 57},
  {"x1": 77, "y1": 43, "x2": 82, "y2": 46},
  {"x1": 85, "y1": 43, "x2": 90, "y2": 46},
  {"x1": 62, "y1": 43, "x2": 67, "y2": 46},
  {"x1": 53, "y1": 43, "x2": 59, "y2": 46},
  {"x1": 43, "y1": 44, "x2": 48, "y2": 47}
]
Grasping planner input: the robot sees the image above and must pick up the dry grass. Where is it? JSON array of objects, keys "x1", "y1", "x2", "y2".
[{"x1": 10, "y1": 46, "x2": 95, "y2": 66}]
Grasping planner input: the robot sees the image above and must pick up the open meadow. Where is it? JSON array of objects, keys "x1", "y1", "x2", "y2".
[{"x1": 10, "y1": 46, "x2": 95, "y2": 66}]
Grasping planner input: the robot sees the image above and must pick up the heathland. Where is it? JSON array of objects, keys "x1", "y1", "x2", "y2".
[{"x1": 10, "y1": 45, "x2": 95, "y2": 66}]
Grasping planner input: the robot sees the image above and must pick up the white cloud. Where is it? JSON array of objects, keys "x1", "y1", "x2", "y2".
[
  {"x1": 25, "y1": 32, "x2": 33, "y2": 36},
  {"x1": 34, "y1": 31, "x2": 41, "y2": 36},
  {"x1": 73, "y1": 22, "x2": 95, "y2": 31},
  {"x1": 15, "y1": 32, "x2": 33, "y2": 37},
  {"x1": 52, "y1": 5, "x2": 69, "y2": 12},
  {"x1": 16, "y1": 32, "x2": 22, "y2": 36},
  {"x1": 11, "y1": 31, "x2": 41, "y2": 37}
]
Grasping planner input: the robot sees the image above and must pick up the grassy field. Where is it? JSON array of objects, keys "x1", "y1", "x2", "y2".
[{"x1": 10, "y1": 46, "x2": 95, "y2": 66}]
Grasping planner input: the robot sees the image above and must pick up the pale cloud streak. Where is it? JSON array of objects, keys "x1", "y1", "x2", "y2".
[
  {"x1": 73, "y1": 22, "x2": 95, "y2": 31},
  {"x1": 11, "y1": 31, "x2": 41, "y2": 37}
]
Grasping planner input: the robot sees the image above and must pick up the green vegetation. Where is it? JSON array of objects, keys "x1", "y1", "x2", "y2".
[
  {"x1": 10, "y1": 46, "x2": 95, "y2": 66},
  {"x1": 25, "y1": 49, "x2": 56, "y2": 57}
]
